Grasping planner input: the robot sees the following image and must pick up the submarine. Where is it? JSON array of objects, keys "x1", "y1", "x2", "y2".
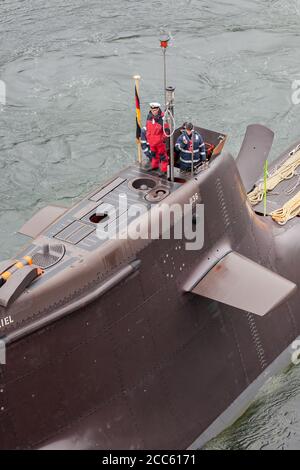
[{"x1": 1, "y1": 46, "x2": 300, "y2": 451}]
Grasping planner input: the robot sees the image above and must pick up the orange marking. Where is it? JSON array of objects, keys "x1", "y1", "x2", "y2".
[{"x1": 1, "y1": 271, "x2": 11, "y2": 281}]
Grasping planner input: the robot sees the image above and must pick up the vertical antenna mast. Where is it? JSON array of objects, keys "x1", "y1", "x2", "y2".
[
  {"x1": 159, "y1": 34, "x2": 170, "y2": 108},
  {"x1": 191, "y1": 128, "x2": 195, "y2": 177},
  {"x1": 166, "y1": 86, "x2": 175, "y2": 183},
  {"x1": 160, "y1": 34, "x2": 175, "y2": 182}
]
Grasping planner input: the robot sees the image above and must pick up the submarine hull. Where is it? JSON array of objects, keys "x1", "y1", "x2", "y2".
[{"x1": 0, "y1": 146, "x2": 300, "y2": 449}]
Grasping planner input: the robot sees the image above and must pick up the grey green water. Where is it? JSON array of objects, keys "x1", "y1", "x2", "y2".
[{"x1": 1, "y1": 0, "x2": 300, "y2": 449}]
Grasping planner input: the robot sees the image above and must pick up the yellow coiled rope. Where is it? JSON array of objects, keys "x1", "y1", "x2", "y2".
[
  {"x1": 270, "y1": 190, "x2": 300, "y2": 225},
  {"x1": 248, "y1": 147, "x2": 300, "y2": 206}
]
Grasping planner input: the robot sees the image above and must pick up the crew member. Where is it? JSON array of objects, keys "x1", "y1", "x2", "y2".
[
  {"x1": 175, "y1": 122, "x2": 206, "y2": 171},
  {"x1": 146, "y1": 102, "x2": 169, "y2": 175}
]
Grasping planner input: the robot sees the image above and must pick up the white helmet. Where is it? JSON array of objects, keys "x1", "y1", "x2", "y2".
[{"x1": 149, "y1": 102, "x2": 161, "y2": 109}]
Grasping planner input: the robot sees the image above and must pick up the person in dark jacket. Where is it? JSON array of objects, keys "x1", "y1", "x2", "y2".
[
  {"x1": 175, "y1": 122, "x2": 206, "y2": 171},
  {"x1": 146, "y1": 103, "x2": 169, "y2": 174}
]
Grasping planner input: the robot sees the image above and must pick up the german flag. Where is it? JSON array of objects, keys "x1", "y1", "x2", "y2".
[{"x1": 135, "y1": 81, "x2": 141, "y2": 141}]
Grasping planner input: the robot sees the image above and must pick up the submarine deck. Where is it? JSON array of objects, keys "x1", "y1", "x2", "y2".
[
  {"x1": 5, "y1": 164, "x2": 191, "y2": 298},
  {"x1": 20, "y1": 164, "x2": 186, "y2": 252}
]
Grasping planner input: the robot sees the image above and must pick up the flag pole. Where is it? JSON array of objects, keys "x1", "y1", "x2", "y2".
[
  {"x1": 133, "y1": 74, "x2": 142, "y2": 164},
  {"x1": 263, "y1": 159, "x2": 268, "y2": 216}
]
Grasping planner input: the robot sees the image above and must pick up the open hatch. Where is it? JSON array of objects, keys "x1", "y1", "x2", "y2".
[{"x1": 167, "y1": 125, "x2": 227, "y2": 171}]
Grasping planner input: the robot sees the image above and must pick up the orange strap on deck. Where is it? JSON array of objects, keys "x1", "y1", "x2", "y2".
[{"x1": 0, "y1": 256, "x2": 34, "y2": 285}]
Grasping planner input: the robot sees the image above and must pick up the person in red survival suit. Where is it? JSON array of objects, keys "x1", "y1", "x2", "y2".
[{"x1": 146, "y1": 102, "x2": 170, "y2": 175}]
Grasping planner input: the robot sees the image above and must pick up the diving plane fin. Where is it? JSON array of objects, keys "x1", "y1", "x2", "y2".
[
  {"x1": 236, "y1": 124, "x2": 274, "y2": 192},
  {"x1": 186, "y1": 252, "x2": 296, "y2": 316}
]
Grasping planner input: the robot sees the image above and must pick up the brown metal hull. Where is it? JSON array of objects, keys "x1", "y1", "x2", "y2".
[{"x1": 1, "y1": 149, "x2": 300, "y2": 449}]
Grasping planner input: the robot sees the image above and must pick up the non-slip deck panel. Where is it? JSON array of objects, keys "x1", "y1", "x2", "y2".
[
  {"x1": 89, "y1": 177, "x2": 126, "y2": 202},
  {"x1": 54, "y1": 221, "x2": 95, "y2": 245}
]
